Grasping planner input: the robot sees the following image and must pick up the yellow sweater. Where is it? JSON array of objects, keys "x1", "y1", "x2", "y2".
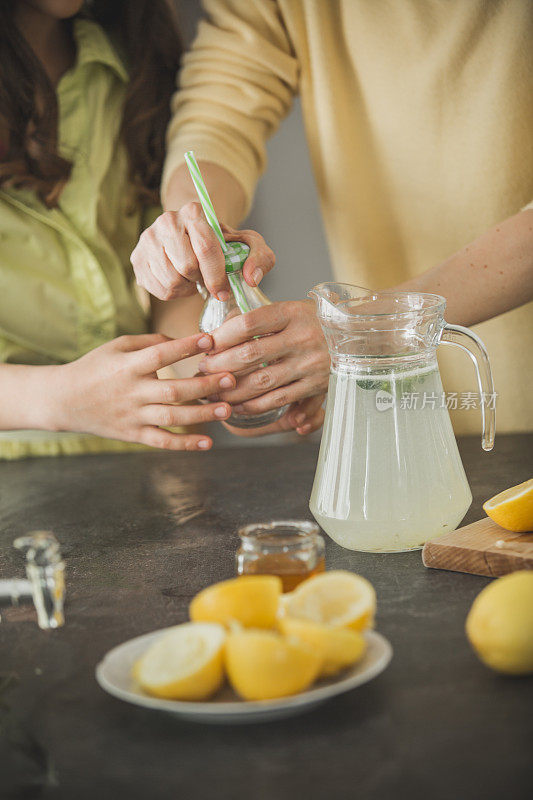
[{"x1": 164, "y1": 0, "x2": 533, "y2": 434}]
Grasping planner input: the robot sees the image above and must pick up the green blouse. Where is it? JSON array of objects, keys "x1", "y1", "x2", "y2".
[{"x1": 0, "y1": 20, "x2": 155, "y2": 459}]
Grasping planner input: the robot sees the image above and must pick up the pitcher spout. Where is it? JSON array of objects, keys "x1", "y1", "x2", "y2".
[
  {"x1": 308, "y1": 282, "x2": 373, "y2": 327},
  {"x1": 308, "y1": 281, "x2": 449, "y2": 360},
  {"x1": 308, "y1": 283, "x2": 337, "y2": 325},
  {"x1": 307, "y1": 282, "x2": 345, "y2": 307}
]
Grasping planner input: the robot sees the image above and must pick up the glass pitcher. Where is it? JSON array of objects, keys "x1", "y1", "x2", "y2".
[{"x1": 308, "y1": 283, "x2": 495, "y2": 553}]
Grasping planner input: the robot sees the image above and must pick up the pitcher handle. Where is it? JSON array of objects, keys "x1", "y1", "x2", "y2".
[{"x1": 439, "y1": 323, "x2": 496, "y2": 452}]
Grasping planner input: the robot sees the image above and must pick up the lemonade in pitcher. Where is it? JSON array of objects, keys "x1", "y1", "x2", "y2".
[{"x1": 308, "y1": 284, "x2": 495, "y2": 553}]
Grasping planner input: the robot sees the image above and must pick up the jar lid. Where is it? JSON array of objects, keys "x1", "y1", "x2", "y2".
[
  {"x1": 238, "y1": 520, "x2": 324, "y2": 553},
  {"x1": 224, "y1": 241, "x2": 250, "y2": 274}
]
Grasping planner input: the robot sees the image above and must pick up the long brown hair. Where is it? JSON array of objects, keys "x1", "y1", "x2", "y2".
[{"x1": 0, "y1": 1, "x2": 182, "y2": 207}]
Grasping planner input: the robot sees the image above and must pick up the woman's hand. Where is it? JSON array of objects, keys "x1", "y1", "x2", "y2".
[
  {"x1": 131, "y1": 204, "x2": 275, "y2": 302},
  {"x1": 198, "y1": 300, "x2": 330, "y2": 431},
  {"x1": 224, "y1": 393, "x2": 326, "y2": 438},
  {"x1": 54, "y1": 333, "x2": 236, "y2": 451}
]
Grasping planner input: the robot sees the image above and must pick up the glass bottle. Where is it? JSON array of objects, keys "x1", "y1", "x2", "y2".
[{"x1": 199, "y1": 242, "x2": 289, "y2": 429}]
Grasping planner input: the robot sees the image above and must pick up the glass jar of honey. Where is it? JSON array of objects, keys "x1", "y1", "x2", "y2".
[{"x1": 236, "y1": 520, "x2": 326, "y2": 592}]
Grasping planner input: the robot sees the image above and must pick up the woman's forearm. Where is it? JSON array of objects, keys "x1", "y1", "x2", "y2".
[
  {"x1": 162, "y1": 161, "x2": 246, "y2": 226},
  {"x1": 0, "y1": 363, "x2": 65, "y2": 431},
  {"x1": 394, "y1": 209, "x2": 533, "y2": 326},
  {"x1": 154, "y1": 161, "x2": 248, "y2": 376},
  {"x1": 151, "y1": 292, "x2": 205, "y2": 379}
]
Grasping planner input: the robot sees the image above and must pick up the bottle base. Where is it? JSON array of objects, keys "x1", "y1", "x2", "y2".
[{"x1": 228, "y1": 406, "x2": 289, "y2": 429}]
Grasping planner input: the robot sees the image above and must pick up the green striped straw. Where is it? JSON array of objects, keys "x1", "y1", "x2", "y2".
[
  {"x1": 228, "y1": 273, "x2": 250, "y2": 313},
  {"x1": 184, "y1": 151, "x2": 228, "y2": 253},
  {"x1": 184, "y1": 151, "x2": 269, "y2": 367},
  {"x1": 184, "y1": 151, "x2": 251, "y2": 314}
]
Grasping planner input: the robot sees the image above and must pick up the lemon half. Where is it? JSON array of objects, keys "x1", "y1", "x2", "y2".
[
  {"x1": 190, "y1": 575, "x2": 282, "y2": 629},
  {"x1": 225, "y1": 628, "x2": 322, "y2": 701},
  {"x1": 281, "y1": 570, "x2": 376, "y2": 631},
  {"x1": 279, "y1": 617, "x2": 367, "y2": 677},
  {"x1": 134, "y1": 622, "x2": 226, "y2": 700},
  {"x1": 483, "y1": 478, "x2": 533, "y2": 533}
]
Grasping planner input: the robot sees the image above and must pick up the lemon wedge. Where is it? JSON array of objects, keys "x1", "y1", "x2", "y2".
[
  {"x1": 134, "y1": 622, "x2": 226, "y2": 700},
  {"x1": 279, "y1": 617, "x2": 366, "y2": 677},
  {"x1": 225, "y1": 628, "x2": 322, "y2": 701},
  {"x1": 483, "y1": 478, "x2": 533, "y2": 532},
  {"x1": 280, "y1": 570, "x2": 376, "y2": 631},
  {"x1": 190, "y1": 575, "x2": 282, "y2": 629},
  {"x1": 466, "y1": 571, "x2": 533, "y2": 675}
]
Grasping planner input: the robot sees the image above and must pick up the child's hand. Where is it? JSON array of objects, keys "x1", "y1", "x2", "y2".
[{"x1": 54, "y1": 333, "x2": 234, "y2": 450}]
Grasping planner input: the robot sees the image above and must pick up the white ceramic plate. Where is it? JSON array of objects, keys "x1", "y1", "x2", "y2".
[{"x1": 96, "y1": 627, "x2": 392, "y2": 724}]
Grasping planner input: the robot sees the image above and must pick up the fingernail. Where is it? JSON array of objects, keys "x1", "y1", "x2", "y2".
[
  {"x1": 217, "y1": 290, "x2": 230, "y2": 302},
  {"x1": 215, "y1": 405, "x2": 229, "y2": 418},
  {"x1": 219, "y1": 376, "x2": 234, "y2": 389},
  {"x1": 198, "y1": 360, "x2": 208, "y2": 372},
  {"x1": 198, "y1": 335, "x2": 212, "y2": 350},
  {"x1": 233, "y1": 404, "x2": 245, "y2": 413},
  {"x1": 295, "y1": 413, "x2": 306, "y2": 425},
  {"x1": 197, "y1": 439, "x2": 211, "y2": 449},
  {"x1": 252, "y1": 268, "x2": 263, "y2": 286},
  {"x1": 297, "y1": 424, "x2": 312, "y2": 435}
]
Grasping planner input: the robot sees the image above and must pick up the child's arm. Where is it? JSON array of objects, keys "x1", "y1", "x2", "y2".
[
  {"x1": 394, "y1": 209, "x2": 533, "y2": 325},
  {"x1": 0, "y1": 333, "x2": 236, "y2": 451},
  {"x1": 0, "y1": 363, "x2": 65, "y2": 432}
]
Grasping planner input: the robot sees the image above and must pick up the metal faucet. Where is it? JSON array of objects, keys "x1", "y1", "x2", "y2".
[{"x1": 0, "y1": 531, "x2": 65, "y2": 629}]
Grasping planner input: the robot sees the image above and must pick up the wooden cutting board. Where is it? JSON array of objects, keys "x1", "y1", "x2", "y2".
[{"x1": 422, "y1": 517, "x2": 533, "y2": 577}]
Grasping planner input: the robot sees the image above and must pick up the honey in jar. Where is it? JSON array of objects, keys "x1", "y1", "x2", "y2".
[{"x1": 236, "y1": 521, "x2": 325, "y2": 592}]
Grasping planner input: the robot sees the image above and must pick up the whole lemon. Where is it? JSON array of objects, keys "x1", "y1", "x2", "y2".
[{"x1": 466, "y1": 571, "x2": 533, "y2": 675}]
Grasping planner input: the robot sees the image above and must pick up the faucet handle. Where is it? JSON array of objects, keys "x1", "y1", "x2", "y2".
[{"x1": 14, "y1": 531, "x2": 65, "y2": 629}]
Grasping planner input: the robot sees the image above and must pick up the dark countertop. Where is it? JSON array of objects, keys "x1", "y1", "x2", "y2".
[{"x1": 1, "y1": 434, "x2": 532, "y2": 800}]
